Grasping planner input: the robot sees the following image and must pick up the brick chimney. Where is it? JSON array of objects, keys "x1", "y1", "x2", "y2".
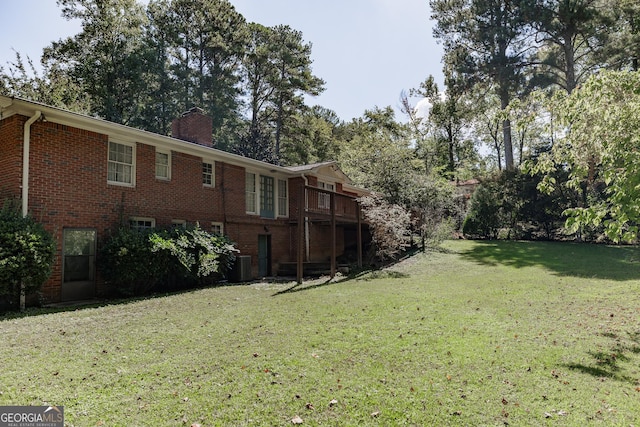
[{"x1": 171, "y1": 107, "x2": 213, "y2": 147}]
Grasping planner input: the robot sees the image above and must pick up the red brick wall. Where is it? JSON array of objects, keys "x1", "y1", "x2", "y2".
[
  {"x1": 1, "y1": 113, "x2": 360, "y2": 302},
  {"x1": 307, "y1": 223, "x2": 346, "y2": 262},
  {"x1": 0, "y1": 116, "x2": 23, "y2": 201},
  {"x1": 171, "y1": 108, "x2": 213, "y2": 147},
  {"x1": 4, "y1": 117, "x2": 301, "y2": 302}
]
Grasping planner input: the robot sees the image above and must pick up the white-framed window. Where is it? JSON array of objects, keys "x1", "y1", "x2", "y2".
[
  {"x1": 156, "y1": 150, "x2": 170, "y2": 180},
  {"x1": 108, "y1": 141, "x2": 135, "y2": 186},
  {"x1": 171, "y1": 219, "x2": 186, "y2": 228},
  {"x1": 318, "y1": 181, "x2": 334, "y2": 210},
  {"x1": 202, "y1": 161, "x2": 214, "y2": 186},
  {"x1": 246, "y1": 172, "x2": 257, "y2": 214},
  {"x1": 211, "y1": 222, "x2": 224, "y2": 235},
  {"x1": 130, "y1": 217, "x2": 155, "y2": 231},
  {"x1": 277, "y1": 179, "x2": 288, "y2": 217}
]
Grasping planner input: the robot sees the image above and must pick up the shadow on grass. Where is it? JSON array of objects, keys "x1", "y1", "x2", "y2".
[
  {"x1": 0, "y1": 284, "x2": 225, "y2": 322},
  {"x1": 458, "y1": 240, "x2": 640, "y2": 281},
  {"x1": 271, "y1": 269, "x2": 411, "y2": 296},
  {"x1": 271, "y1": 249, "x2": 417, "y2": 296},
  {"x1": 271, "y1": 273, "x2": 359, "y2": 296},
  {"x1": 565, "y1": 331, "x2": 640, "y2": 384}
]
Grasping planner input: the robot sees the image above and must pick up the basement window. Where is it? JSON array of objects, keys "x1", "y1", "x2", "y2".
[
  {"x1": 130, "y1": 217, "x2": 155, "y2": 231},
  {"x1": 211, "y1": 222, "x2": 224, "y2": 235}
]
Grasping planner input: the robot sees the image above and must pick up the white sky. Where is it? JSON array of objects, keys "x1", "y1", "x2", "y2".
[{"x1": 0, "y1": 0, "x2": 444, "y2": 122}]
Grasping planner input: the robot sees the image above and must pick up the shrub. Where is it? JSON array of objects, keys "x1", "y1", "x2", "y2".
[
  {"x1": 463, "y1": 169, "x2": 577, "y2": 240},
  {"x1": 149, "y1": 225, "x2": 238, "y2": 284},
  {"x1": 100, "y1": 224, "x2": 238, "y2": 296},
  {"x1": 0, "y1": 202, "x2": 55, "y2": 309},
  {"x1": 359, "y1": 194, "x2": 411, "y2": 263},
  {"x1": 462, "y1": 182, "x2": 504, "y2": 239},
  {"x1": 99, "y1": 227, "x2": 169, "y2": 296}
]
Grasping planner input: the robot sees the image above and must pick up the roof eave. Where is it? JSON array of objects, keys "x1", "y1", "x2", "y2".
[{"x1": 0, "y1": 96, "x2": 294, "y2": 175}]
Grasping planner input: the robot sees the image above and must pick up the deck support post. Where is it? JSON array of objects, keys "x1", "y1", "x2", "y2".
[
  {"x1": 331, "y1": 192, "x2": 336, "y2": 278},
  {"x1": 297, "y1": 183, "x2": 305, "y2": 284}
]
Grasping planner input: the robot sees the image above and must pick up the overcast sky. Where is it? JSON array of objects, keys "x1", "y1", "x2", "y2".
[{"x1": 0, "y1": 0, "x2": 444, "y2": 122}]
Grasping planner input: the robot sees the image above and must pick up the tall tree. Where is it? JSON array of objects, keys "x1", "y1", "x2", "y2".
[
  {"x1": 266, "y1": 25, "x2": 325, "y2": 164},
  {"x1": 339, "y1": 107, "x2": 415, "y2": 205},
  {"x1": 149, "y1": 0, "x2": 248, "y2": 140},
  {"x1": 523, "y1": 0, "x2": 604, "y2": 94},
  {"x1": 43, "y1": 0, "x2": 150, "y2": 125},
  {"x1": 239, "y1": 24, "x2": 324, "y2": 164},
  {"x1": 533, "y1": 71, "x2": 640, "y2": 243},
  {"x1": 408, "y1": 73, "x2": 477, "y2": 179},
  {"x1": 0, "y1": 52, "x2": 88, "y2": 111},
  {"x1": 135, "y1": 0, "x2": 181, "y2": 134},
  {"x1": 279, "y1": 106, "x2": 342, "y2": 165},
  {"x1": 597, "y1": 0, "x2": 640, "y2": 71},
  {"x1": 236, "y1": 23, "x2": 278, "y2": 161},
  {"x1": 430, "y1": 0, "x2": 530, "y2": 169}
]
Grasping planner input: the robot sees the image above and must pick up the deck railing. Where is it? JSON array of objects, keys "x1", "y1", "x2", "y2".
[{"x1": 304, "y1": 186, "x2": 359, "y2": 220}]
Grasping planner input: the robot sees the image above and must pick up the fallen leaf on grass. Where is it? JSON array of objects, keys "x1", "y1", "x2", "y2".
[{"x1": 291, "y1": 415, "x2": 303, "y2": 424}]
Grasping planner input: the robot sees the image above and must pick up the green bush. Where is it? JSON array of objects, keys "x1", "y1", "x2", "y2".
[
  {"x1": 99, "y1": 227, "x2": 169, "y2": 296},
  {"x1": 462, "y1": 182, "x2": 504, "y2": 239},
  {"x1": 0, "y1": 202, "x2": 55, "y2": 308},
  {"x1": 100, "y1": 225, "x2": 238, "y2": 296},
  {"x1": 462, "y1": 169, "x2": 575, "y2": 240},
  {"x1": 150, "y1": 225, "x2": 238, "y2": 284}
]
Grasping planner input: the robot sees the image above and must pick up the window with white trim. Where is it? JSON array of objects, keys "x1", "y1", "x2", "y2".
[
  {"x1": 171, "y1": 219, "x2": 186, "y2": 228},
  {"x1": 130, "y1": 217, "x2": 155, "y2": 231},
  {"x1": 211, "y1": 222, "x2": 224, "y2": 235},
  {"x1": 156, "y1": 150, "x2": 170, "y2": 180},
  {"x1": 202, "y1": 161, "x2": 214, "y2": 186},
  {"x1": 108, "y1": 141, "x2": 134, "y2": 185},
  {"x1": 318, "y1": 181, "x2": 334, "y2": 210},
  {"x1": 277, "y1": 179, "x2": 288, "y2": 217},
  {"x1": 246, "y1": 172, "x2": 257, "y2": 214}
]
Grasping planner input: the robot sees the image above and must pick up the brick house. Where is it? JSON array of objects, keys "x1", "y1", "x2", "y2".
[{"x1": 0, "y1": 96, "x2": 370, "y2": 303}]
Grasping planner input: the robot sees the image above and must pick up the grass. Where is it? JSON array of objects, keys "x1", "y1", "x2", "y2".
[{"x1": 1, "y1": 240, "x2": 640, "y2": 426}]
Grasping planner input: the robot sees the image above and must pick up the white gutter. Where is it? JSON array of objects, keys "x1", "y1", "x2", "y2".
[
  {"x1": 22, "y1": 110, "x2": 41, "y2": 217},
  {"x1": 300, "y1": 174, "x2": 310, "y2": 261}
]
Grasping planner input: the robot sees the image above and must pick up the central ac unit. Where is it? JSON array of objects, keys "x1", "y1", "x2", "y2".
[{"x1": 232, "y1": 255, "x2": 252, "y2": 282}]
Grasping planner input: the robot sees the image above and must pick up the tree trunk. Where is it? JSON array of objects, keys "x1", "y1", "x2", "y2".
[
  {"x1": 500, "y1": 89, "x2": 514, "y2": 169},
  {"x1": 20, "y1": 281, "x2": 25, "y2": 311},
  {"x1": 564, "y1": 32, "x2": 577, "y2": 94}
]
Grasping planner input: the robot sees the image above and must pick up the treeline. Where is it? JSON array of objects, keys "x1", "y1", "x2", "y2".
[
  {"x1": 3, "y1": 0, "x2": 640, "y2": 244},
  {"x1": 0, "y1": 0, "x2": 327, "y2": 166},
  {"x1": 419, "y1": 0, "x2": 640, "y2": 242}
]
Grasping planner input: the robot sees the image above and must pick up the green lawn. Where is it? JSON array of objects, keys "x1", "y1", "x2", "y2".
[{"x1": 1, "y1": 240, "x2": 640, "y2": 426}]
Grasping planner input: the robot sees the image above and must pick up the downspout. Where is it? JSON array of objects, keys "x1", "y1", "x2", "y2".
[
  {"x1": 22, "y1": 110, "x2": 42, "y2": 217},
  {"x1": 300, "y1": 174, "x2": 309, "y2": 261},
  {"x1": 20, "y1": 110, "x2": 41, "y2": 311}
]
